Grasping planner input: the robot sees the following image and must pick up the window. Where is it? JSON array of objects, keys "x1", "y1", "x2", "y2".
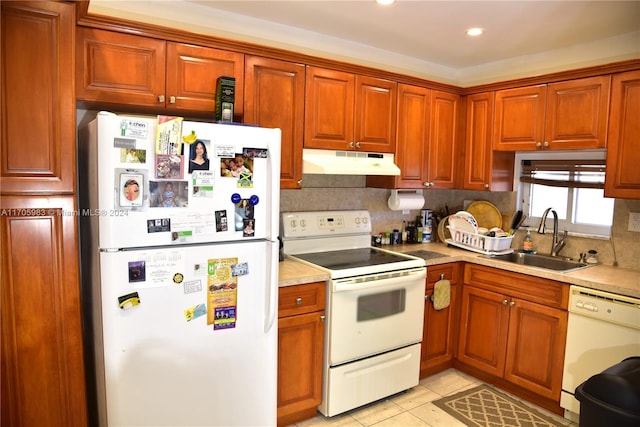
[{"x1": 515, "y1": 151, "x2": 613, "y2": 237}]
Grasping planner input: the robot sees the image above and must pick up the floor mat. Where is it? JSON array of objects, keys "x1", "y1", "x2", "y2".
[{"x1": 432, "y1": 384, "x2": 566, "y2": 427}]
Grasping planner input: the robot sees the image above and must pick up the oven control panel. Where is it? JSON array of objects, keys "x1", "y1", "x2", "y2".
[{"x1": 281, "y1": 210, "x2": 372, "y2": 238}]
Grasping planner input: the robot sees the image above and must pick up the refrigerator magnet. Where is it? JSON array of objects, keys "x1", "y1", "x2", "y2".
[
  {"x1": 119, "y1": 172, "x2": 144, "y2": 208},
  {"x1": 243, "y1": 147, "x2": 267, "y2": 158},
  {"x1": 242, "y1": 219, "x2": 255, "y2": 237},
  {"x1": 184, "y1": 303, "x2": 206, "y2": 322},
  {"x1": 231, "y1": 262, "x2": 248, "y2": 277},
  {"x1": 118, "y1": 292, "x2": 141, "y2": 310},
  {"x1": 215, "y1": 210, "x2": 228, "y2": 232},
  {"x1": 128, "y1": 261, "x2": 146, "y2": 282}
]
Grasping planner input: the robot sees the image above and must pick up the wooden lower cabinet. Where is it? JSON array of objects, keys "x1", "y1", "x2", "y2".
[
  {"x1": 456, "y1": 264, "x2": 568, "y2": 413},
  {"x1": 1, "y1": 196, "x2": 87, "y2": 427},
  {"x1": 277, "y1": 282, "x2": 326, "y2": 427},
  {"x1": 420, "y1": 263, "x2": 460, "y2": 378}
]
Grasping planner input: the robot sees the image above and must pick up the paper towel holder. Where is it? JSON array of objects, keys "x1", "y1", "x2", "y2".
[{"x1": 388, "y1": 190, "x2": 425, "y2": 213}]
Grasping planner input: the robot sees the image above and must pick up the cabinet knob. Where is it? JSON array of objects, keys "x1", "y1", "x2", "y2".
[
  {"x1": 320, "y1": 315, "x2": 326, "y2": 322},
  {"x1": 484, "y1": 183, "x2": 489, "y2": 189},
  {"x1": 424, "y1": 294, "x2": 430, "y2": 301},
  {"x1": 536, "y1": 141, "x2": 542, "y2": 148},
  {"x1": 502, "y1": 299, "x2": 509, "y2": 305},
  {"x1": 158, "y1": 95, "x2": 165, "y2": 103},
  {"x1": 169, "y1": 96, "x2": 176, "y2": 104},
  {"x1": 296, "y1": 297, "x2": 303, "y2": 305},
  {"x1": 542, "y1": 141, "x2": 549, "y2": 148},
  {"x1": 349, "y1": 141, "x2": 355, "y2": 148},
  {"x1": 355, "y1": 141, "x2": 361, "y2": 149},
  {"x1": 297, "y1": 179, "x2": 302, "y2": 187},
  {"x1": 509, "y1": 301, "x2": 516, "y2": 307}
]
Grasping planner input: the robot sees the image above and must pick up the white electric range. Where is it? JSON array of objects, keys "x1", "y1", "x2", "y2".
[{"x1": 281, "y1": 210, "x2": 426, "y2": 417}]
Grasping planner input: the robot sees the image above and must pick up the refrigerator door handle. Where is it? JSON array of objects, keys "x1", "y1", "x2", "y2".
[{"x1": 265, "y1": 241, "x2": 278, "y2": 333}]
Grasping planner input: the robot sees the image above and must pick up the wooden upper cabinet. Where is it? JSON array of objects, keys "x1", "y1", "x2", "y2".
[
  {"x1": 244, "y1": 56, "x2": 305, "y2": 189},
  {"x1": 304, "y1": 66, "x2": 396, "y2": 152},
  {"x1": 166, "y1": 42, "x2": 244, "y2": 116},
  {"x1": 76, "y1": 28, "x2": 244, "y2": 117},
  {"x1": 494, "y1": 76, "x2": 611, "y2": 151},
  {"x1": 493, "y1": 84, "x2": 547, "y2": 150},
  {"x1": 367, "y1": 86, "x2": 458, "y2": 189},
  {"x1": 427, "y1": 90, "x2": 459, "y2": 188},
  {"x1": 368, "y1": 84, "x2": 430, "y2": 188},
  {"x1": 1, "y1": 0, "x2": 76, "y2": 194},
  {"x1": 76, "y1": 27, "x2": 166, "y2": 107},
  {"x1": 462, "y1": 92, "x2": 514, "y2": 191},
  {"x1": 545, "y1": 76, "x2": 610, "y2": 149},
  {"x1": 354, "y1": 75, "x2": 397, "y2": 152},
  {"x1": 604, "y1": 70, "x2": 640, "y2": 199}
]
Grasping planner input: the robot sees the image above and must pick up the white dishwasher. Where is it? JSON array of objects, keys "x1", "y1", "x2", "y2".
[{"x1": 561, "y1": 285, "x2": 640, "y2": 421}]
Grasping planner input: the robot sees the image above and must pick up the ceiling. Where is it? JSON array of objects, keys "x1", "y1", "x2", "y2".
[{"x1": 89, "y1": 0, "x2": 640, "y2": 86}]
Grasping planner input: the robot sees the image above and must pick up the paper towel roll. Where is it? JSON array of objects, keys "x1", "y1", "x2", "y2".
[{"x1": 388, "y1": 190, "x2": 425, "y2": 211}]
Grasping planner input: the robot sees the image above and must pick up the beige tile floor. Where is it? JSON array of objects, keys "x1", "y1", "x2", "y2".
[{"x1": 290, "y1": 369, "x2": 577, "y2": 427}]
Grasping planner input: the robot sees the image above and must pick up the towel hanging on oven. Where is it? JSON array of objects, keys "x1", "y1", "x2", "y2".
[{"x1": 431, "y1": 276, "x2": 451, "y2": 310}]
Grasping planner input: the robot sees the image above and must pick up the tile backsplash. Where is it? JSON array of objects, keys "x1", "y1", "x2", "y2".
[{"x1": 280, "y1": 175, "x2": 640, "y2": 271}]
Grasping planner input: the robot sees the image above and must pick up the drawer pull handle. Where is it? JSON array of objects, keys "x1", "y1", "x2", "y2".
[{"x1": 296, "y1": 297, "x2": 303, "y2": 305}]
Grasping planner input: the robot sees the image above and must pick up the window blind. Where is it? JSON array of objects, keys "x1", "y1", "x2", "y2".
[{"x1": 520, "y1": 159, "x2": 605, "y2": 189}]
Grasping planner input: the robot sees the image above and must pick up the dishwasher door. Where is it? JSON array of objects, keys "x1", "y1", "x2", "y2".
[{"x1": 560, "y1": 286, "x2": 640, "y2": 419}]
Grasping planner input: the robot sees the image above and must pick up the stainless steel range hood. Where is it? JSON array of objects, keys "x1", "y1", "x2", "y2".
[{"x1": 302, "y1": 148, "x2": 401, "y2": 176}]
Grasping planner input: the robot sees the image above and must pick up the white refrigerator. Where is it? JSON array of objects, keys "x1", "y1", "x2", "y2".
[{"x1": 78, "y1": 112, "x2": 281, "y2": 426}]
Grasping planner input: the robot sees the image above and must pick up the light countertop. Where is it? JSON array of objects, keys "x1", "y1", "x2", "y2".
[{"x1": 279, "y1": 242, "x2": 640, "y2": 299}]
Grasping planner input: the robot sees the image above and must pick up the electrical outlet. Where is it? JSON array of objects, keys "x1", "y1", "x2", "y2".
[{"x1": 628, "y1": 212, "x2": 640, "y2": 232}]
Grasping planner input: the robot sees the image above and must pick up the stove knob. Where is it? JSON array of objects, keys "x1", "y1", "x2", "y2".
[
  {"x1": 290, "y1": 220, "x2": 297, "y2": 228},
  {"x1": 355, "y1": 217, "x2": 361, "y2": 224},
  {"x1": 300, "y1": 219, "x2": 306, "y2": 228},
  {"x1": 362, "y1": 217, "x2": 368, "y2": 224}
]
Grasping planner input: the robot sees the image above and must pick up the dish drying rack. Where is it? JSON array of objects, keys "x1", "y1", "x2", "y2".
[{"x1": 446, "y1": 226, "x2": 514, "y2": 255}]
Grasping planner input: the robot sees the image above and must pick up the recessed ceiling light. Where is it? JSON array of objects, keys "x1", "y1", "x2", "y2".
[
  {"x1": 466, "y1": 27, "x2": 484, "y2": 37},
  {"x1": 376, "y1": 0, "x2": 396, "y2": 5}
]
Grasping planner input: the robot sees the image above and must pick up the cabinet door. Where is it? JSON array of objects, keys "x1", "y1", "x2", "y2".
[
  {"x1": 245, "y1": 56, "x2": 305, "y2": 189},
  {"x1": 304, "y1": 66, "x2": 354, "y2": 150},
  {"x1": 395, "y1": 84, "x2": 431, "y2": 187},
  {"x1": 166, "y1": 43, "x2": 244, "y2": 116},
  {"x1": 1, "y1": 196, "x2": 87, "y2": 427},
  {"x1": 463, "y1": 92, "x2": 495, "y2": 190},
  {"x1": 76, "y1": 27, "x2": 166, "y2": 107},
  {"x1": 428, "y1": 90, "x2": 460, "y2": 188},
  {"x1": 354, "y1": 75, "x2": 397, "y2": 153},
  {"x1": 277, "y1": 311, "x2": 324, "y2": 427},
  {"x1": 457, "y1": 285, "x2": 509, "y2": 377},
  {"x1": 605, "y1": 70, "x2": 640, "y2": 199},
  {"x1": 420, "y1": 264, "x2": 459, "y2": 378},
  {"x1": 504, "y1": 298, "x2": 568, "y2": 400},
  {"x1": 493, "y1": 85, "x2": 547, "y2": 151},
  {"x1": 1, "y1": 1, "x2": 76, "y2": 194},
  {"x1": 545, "y1": 76, "x2": 610, "y2": 150}
]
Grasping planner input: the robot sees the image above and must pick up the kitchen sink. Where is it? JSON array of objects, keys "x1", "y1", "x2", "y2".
[
  {"x1": 404, "y1": 250, "x2": 449, "y2": 261},
  {"x1": 484, "y1": 251, "x2": 592, "y2": 273}
]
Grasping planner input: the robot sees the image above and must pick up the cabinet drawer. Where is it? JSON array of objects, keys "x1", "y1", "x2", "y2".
[
  {"x1": 426, "y1": 263, "x2": 459, "y2": 288},
  {"x1": 278, "y1": 282, "x2": 326, "y2": 317},
  {"x1": 464, "y1": 264, "x2": 568, "y2": 309}
]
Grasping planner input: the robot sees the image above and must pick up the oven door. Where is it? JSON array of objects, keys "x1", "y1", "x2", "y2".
[{"x1": 327, "y1": 267, "x2": 426, "y2": 365}]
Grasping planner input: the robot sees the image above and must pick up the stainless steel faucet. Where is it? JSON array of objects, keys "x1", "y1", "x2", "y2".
[{"x1": 537, "y1": 208, "x2": 567, "y2": 257}]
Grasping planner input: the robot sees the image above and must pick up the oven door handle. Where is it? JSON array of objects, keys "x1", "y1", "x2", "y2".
[{"x1": 333, "y1": 268, "x2": 426, "y2": 292}]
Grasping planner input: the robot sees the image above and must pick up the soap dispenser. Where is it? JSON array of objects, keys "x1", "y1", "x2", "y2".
[{"x1": 523, "y1": 228, "x2": 535, "y2": 254}]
